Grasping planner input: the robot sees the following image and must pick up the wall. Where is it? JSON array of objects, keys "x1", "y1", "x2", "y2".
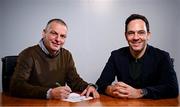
[
  {"x1": 0, "y1": 0, "x2": 180, "y2": 92},
  {"x1": 176, "y1": 0, "x2": 180, "y2": 89}
]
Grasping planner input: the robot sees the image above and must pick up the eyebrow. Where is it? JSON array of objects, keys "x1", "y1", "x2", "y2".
[{"x1": 51, "y1": 30, "x2": 58, "y2": 33}]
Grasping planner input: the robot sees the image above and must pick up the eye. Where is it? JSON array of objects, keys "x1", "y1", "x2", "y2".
[
  {"x1": 138, "y1": 30, "x2": 146, "y2": 35},
  {"x1": 60, "y1": 34, "x2": 67, "y2": 39},
  {"x1": 127, "y1": 31, "x2": 135, "y2": 36},
  {"x1": 50, "y1": 31, "x2": 58, "y2": 36}
]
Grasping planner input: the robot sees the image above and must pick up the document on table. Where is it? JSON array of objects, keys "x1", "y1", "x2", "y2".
[{"x1": 62, "y1": 93, "x2": 93, "y2": 103}]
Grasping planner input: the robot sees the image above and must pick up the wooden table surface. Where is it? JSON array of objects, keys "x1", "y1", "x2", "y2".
[{"x1": 0, "y1": 92, "x2": 179, "y2": 106}]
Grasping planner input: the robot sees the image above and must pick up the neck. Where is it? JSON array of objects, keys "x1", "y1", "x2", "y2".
[
  {"x1": 130, "y1": 45, "x2": 147, "y2": 59},
  {"x1": 49, "y1": 50, "x2": 59, "y2": 56},
  {"x1": 41, "y1": 39, "x2": 59, "y2": 57}
]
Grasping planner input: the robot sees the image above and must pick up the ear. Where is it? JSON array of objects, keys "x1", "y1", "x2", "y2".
[
  {"x1": 125, "y1": 32, "x2": 128, "y2": 41},
  {"x1": 147, "y1": 32, "x2": 151, "y2": 40},
  {"x1": 42, "y1": 29, "x2": 46, "y2": 38}
]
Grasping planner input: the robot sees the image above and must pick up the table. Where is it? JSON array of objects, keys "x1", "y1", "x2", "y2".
[{"x1": 0, "y1": 93, "x2": 179, "y2": 106}]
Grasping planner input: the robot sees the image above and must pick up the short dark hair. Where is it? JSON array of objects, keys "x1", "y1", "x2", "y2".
[
  {"x1": 46, "y1": 18, "x2": 68, "y2": 30},
  {"x1": 125, "y1": 14, "x2": 149, "y2": 32}
]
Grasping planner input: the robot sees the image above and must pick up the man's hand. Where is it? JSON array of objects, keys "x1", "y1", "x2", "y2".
[
  {"x1": 80, "y1": 85, "x2": 100, "y2": 98},
  {"x1": 105, "y1": 81, "x2": 143, "y2": 98},
  {"x1": 50, "y1": 86, "x2": 72, "y2": 99}
]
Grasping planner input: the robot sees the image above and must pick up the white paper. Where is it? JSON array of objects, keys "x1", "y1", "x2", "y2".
[{"x1": 62, "y1": 93, "x2": 93, "y2": 102}]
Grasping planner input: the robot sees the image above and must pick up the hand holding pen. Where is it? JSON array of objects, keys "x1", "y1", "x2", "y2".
[{"x1": 50, "y1": 82, "x2": 72, "y2": 99}]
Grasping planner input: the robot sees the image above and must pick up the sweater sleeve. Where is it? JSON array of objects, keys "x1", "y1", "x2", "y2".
[
  {"x1": 9, "y1": 49, "x2": 49, "y2": 99},
  {"x1": 96, "y1": 52, "x2": 116, "y2": 94}
]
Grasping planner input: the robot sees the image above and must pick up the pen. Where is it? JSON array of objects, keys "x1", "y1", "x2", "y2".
[
  {"x1": 55, "y1": 82, "x2": 61, "y2": 86},
  {"x1": 56, "y1": 82, "x2": 72, "y2": 92}
]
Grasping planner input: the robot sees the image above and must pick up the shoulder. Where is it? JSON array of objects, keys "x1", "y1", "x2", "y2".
[
  {"x1": 59, "y1": 48, "x2": 74, "y2": 60},
  {"x1": 17, "y1": 45, "x2": 39, "y2": 65},
  {"x1": 18, "y1": 45, "x2": 39, "y2": 57},
  {"x1": 60, "y1": 48, "x2": 72, "y2": 56},
  {"x1": 107, "y1": 46, "x2": 130, "y2": 62},
  {"x1": 60, "y1": 47, "x2": 71, "y2": 54},
  {"x1": 146, "y1": 45, "x2": 172, "y2": 65},
  {"x1": 111, "y1": 46, "x2": 129, "y2": 56},
  {"x1": 147, "y1": 45, "x2": 170, "y2": 58}
]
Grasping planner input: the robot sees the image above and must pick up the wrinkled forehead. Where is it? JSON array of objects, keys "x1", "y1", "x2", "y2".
[
  {"x1": 46, "y1": 21, "x2": 68, "y2": 31},
  {"x1": 45, "y1": 22, "x2": 68, "y2": 36}
]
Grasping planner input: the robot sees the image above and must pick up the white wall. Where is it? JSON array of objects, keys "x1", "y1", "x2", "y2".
[
  {"x1": 176, "y1": 0, "x2": 180, "y2": 89},
  {"x1": 0, "y1": 0, "x2": 180, "y2": 92}
]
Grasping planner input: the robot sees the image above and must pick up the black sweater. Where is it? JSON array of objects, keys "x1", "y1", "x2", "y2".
[{"x1": 96, "y1": 45, "x2": 179, "y2": 99}]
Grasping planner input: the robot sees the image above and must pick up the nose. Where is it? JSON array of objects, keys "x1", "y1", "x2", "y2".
[
  {"x1": 133, "y1": 32, "x2": 140, "y2": 40},
  {"x1": 56, "y1": 35, "x2": 61, "y2": 41},
  {"x1": 56, "y1": 35, "x2": 64, "y2": 43}
]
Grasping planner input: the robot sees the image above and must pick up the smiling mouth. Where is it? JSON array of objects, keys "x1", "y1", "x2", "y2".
[
  {"x1": 132, "y1": 42, "x2": 141, "y2": 46},
  {"x1": 52, "y1": 42, "x2": 60, "y2": 47}
]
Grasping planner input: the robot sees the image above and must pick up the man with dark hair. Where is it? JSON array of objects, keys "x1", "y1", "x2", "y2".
[
  {"x1": 10, "y1": 18, "x2": 99, "y2": 99},
  {"x1": 96, "y1": 14, "x2": 179, "y2": 99}
]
